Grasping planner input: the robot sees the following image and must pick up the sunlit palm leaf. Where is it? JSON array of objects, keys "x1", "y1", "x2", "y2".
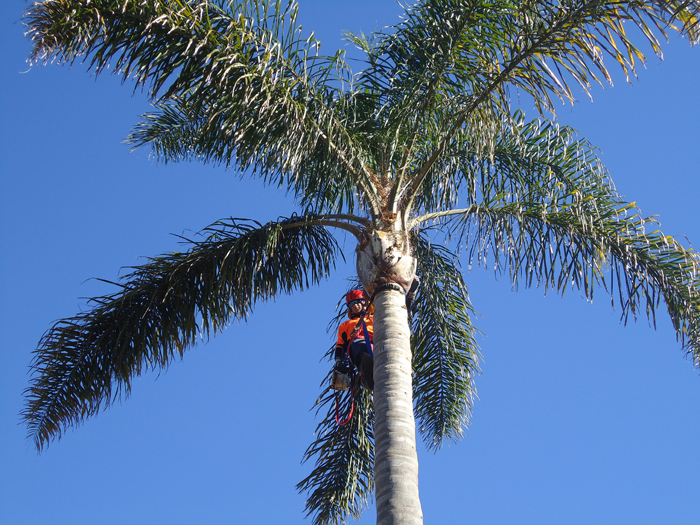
[
  {"x1": 25, "y1": 0, "x2": 382, "y2": 214},
  {"x1": 23, "y1": 215, "x2": 340, "y2": 450},
  {"x1": 453, "y1": 200, "x2": 700, "y2": 360},
  {"x1": 411, "y1": 233, "x2": 481, "y2": 451},
  {"x1": 128, "y1": 93, "x2": 364, "y2": 215},
  {"x1": 411, "y1": 109, "x2": 700, "y2": 383},
  {"x1": 410, "y1": 111, "x2": 613, "y2": 219},
  {"x1": 375, "y1": 0, "x2": 700, "y2": 117},
  {"x1": 356, "y1": 0, "x2": 700, "y2": 203}
]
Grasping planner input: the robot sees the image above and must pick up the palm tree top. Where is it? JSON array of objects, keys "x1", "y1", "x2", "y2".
[
  {"x1": 18, "y1": 1, "x2": 700, "y2": 523},
  {"x1": 25, "y1": 0, "x2": 700, "y2": 223}
]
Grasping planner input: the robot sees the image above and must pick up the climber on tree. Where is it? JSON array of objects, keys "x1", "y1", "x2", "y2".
[{"x1": 334, "y1": 290, "x2": 374, "y2": 391}]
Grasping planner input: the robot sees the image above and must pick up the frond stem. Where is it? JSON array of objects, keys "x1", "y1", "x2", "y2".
[
  {"x1": 410, "y1": 206, "x2": 479, "y2": 229},
  {"x1": 321, "y1": 214, "x2": 372, "y2": 228},
  {"x1": 282, "y1": 217, "x2": 364, "y2": 241}
]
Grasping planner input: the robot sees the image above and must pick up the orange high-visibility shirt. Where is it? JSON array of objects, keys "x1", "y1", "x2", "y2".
[{"x1": 336, "y1": 315, "x2": 374, "y2": 347}]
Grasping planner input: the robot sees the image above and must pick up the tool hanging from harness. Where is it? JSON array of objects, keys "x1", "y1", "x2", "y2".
[
  {"x1": 332, "y1": 309, "x2": 373, "y2": 426},
  {"x1": 332, "y1": 353, "x2": 355, "y2": 425}
]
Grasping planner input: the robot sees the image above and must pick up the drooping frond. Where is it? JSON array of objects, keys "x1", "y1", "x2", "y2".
[
  {"x1": 23, "y1": 215, "x2": 341, "y2": 450},
  {"x1": 24, "y1": 0, "x2": 383, "y2": 215},
  {"x1": 298, "y1": 377, "x2": 374, "y2": 525},
  {"x1": 411, "y1": 233, "x2": 481, "y2": 451},
  {"x1": 410, "y1": 109, "x2": 700, "y2": 364},
  {"x1": 449, "y1": 198, "x2": 700, "y2": 362}
]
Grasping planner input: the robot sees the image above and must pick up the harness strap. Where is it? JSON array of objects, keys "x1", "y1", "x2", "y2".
[
  {"x1": 361, "y1": 317, "x2": 373, "y2": 359},
  {"x1": 346, "y1": 308, "x2": 371, "y2": 344}
]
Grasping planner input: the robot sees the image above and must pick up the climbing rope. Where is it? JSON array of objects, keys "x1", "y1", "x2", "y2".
[{"x1": 334, "y1": 384, "x2": 355, "y2": 426}]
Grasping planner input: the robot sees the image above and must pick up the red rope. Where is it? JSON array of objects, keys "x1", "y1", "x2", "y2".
[
  {"x1": 334, "y1": 383, "x2": 355, "y2": 426},
  {"x1": 334, "y1": 337, "x2": 356, "y2": 426}
]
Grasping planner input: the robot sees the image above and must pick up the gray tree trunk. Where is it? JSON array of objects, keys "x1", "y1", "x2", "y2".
[{"x1": 372, "y1": 289, "x2": 423, "y2": 525}]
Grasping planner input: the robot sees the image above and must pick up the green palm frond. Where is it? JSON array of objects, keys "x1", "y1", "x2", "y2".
[
  {"x1": 298, "y1": 377, "x2": 374, "y2": 525},
  {"x1": 410, "y1": 111, "x2": 612, "y2": 217},
  {"x1": 25, "y1": 0, "x2": 383, "y2": 215},
  {"x1": 23, "y1": 215, "x2": 341, "y2": 450},
  {"x1": 411, "y1": 233, "x2": 481, "y2": 451},
  {"x1": 127, "y1": 91, "x2": 364, "y2": 215},
  {"x1": 356, "y1": 0, "x2": 700, "y2": 205},
  {"x1": 377, "y1": 0, "x2": 700, "y2": 116},
  {"x1": 410, "y1": 110, "x2": 700, "y2": 373},
  {"x1": 27, "y1": 0, "x2": 272, "y2": 96},
  {"x1": 450, "y1": 200, "x2": 700, "y2": 360}
]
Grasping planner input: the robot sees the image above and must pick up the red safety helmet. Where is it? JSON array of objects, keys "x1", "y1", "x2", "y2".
[{"x1": 345, "y1": 290, "x2": 367, "y2": 304}]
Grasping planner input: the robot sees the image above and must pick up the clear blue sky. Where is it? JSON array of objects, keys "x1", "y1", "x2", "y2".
[{"x1": 1, "y1": 2, "x2": 699, "y2": 524}]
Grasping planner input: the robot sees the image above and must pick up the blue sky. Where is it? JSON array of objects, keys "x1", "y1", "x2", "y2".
[{"x1": 1, "y1": 1, "x2": 699, "y2": 524}]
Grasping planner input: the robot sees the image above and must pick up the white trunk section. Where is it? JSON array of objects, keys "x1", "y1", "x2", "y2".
[
  {"x1": 356, "y1": 230, "x2": 417, "y2": 297},
  {"x1": 373, "y1": 290, "x2": 423, "y2": 525}
]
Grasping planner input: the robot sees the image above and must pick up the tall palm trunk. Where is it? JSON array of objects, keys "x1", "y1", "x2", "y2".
[
  {"x1": 356, "y1": 226, "x2": 423, "y2": 523},
  {"x1": 372, "y1": 289, "x2": 423, "y2": 525}
]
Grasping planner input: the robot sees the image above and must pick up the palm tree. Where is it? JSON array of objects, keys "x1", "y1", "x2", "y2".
[{"x1": 23, "y1": 0, "x2": 700, "y2": 524}]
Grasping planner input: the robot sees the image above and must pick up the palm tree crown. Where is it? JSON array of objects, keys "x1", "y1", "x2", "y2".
[{"x1": 23, "y1": 0, "x2": 700, "y2": 523}]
